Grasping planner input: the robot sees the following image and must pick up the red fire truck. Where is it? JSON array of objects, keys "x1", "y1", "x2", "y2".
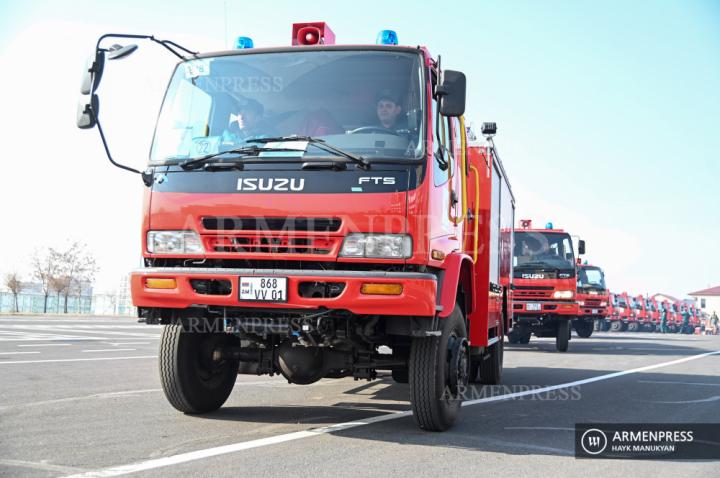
[
  {"x1": 76, "y1": 23, "x2": 515, "y2": 432},
  {"x1": 575, "y1": 262, "x2": 608, "y2": 338},
  {"x1": 644, "y1": 296, "x2": 660, "y2": 332},
  {"x1": 508, "y1": 221, "x2": 585, "y2": 351},
  {"x1": 629, "y1": 294, "x2": 648, "y2": 332},
  {"x1": 609, "y1": 292, "x2": 631, "y2": 331}
]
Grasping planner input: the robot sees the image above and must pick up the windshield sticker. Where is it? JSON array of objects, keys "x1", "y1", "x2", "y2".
[
  {"x1": 183, "y1": 60, "x2": 211, "y2": 79},
  {"x1": 189, "y1": 136, "x2": 220, "y2": 157},
  {"x1": 258, "y1": 141, "x2": 308, "y2": 158}
]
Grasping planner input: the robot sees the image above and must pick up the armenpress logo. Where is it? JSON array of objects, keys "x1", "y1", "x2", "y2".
[{"x1": 581, "y1": 428, "x2": 608, "y2": 455}]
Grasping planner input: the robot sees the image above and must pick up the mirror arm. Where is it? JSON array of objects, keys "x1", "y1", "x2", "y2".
[
  {"x1": 95, "y1": 33, "x2": 198, "y2": 60},
  {"x1": 90, "y1": 107, "x2": 143, "y2": 176}
]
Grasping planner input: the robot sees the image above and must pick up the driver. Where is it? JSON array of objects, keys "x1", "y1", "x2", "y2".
[{"x1": 375, "y1": 89, "x2": 403, "y2": 130}]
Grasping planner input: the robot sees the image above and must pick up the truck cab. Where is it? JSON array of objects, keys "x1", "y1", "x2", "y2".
[
  {"x1": 508, "y1": 221, "x2": 583, "y2": 351},
  {"x1": 609, "y1": 292, "x2": 631, "y2": 331},
  {"x1": 645, "y1": 296, "x2": 659, "y2": 332},
  {"x1": 575, "y1": 263, "x2": 608, "y2": 337}
]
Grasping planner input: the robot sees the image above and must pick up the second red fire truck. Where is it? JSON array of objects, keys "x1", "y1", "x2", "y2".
[{"x1": 509, "y1": 221, "x2": 585, "y2": 351}]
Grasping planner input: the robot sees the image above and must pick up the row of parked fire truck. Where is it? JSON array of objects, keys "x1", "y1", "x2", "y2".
[
  {"x1": 594, "y1": 291, "x2": 704, "y2": 334},
  {"x1": 507, "y1": 220, "x2": 703, "y2": 352}
]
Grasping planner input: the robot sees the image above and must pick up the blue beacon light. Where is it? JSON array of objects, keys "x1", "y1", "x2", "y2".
[
  {"x1": 376, "y1": 30, "x2": 398, "y2": 45},
  {"x1": 545, "y1": 222, "x2": 554, "y2": 229},
  {"x1": 235, "y1": 36, "x2": 254, "y2": 49}
]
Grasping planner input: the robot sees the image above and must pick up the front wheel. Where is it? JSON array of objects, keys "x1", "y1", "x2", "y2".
[
  {"x1": 627, "y1": 322, "x2": 640, "y2": 332},
  {"x1": 409, "y1": 305, "x2": 468, "y2": 432},
  {"x1": 609, "y1": 320, "x2": 623, "y2": 332},
  {"x1": 556, "y1": 320, "x2": 571, "y2": 352},
  {"x1": 159, "y1": 323, "x2": 239, "y2": 414}
]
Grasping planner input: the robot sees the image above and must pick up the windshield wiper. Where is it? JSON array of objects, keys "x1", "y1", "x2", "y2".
[
  {"x1": 248, "y1": 135, "x2": 370, "y2": 169},
  {"x1": 176, "y1": 145, "x2": 304, "y2": 170}
]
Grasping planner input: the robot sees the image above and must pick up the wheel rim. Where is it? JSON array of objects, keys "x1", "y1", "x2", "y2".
[
  {"x1": 194, "y1": 334, "x2": 233, "y2": 387},
  {"x1": 447, "y1": 335, "x2": 469, "y2": 395}
]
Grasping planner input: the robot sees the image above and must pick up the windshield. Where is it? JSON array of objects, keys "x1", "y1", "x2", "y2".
[
  {"x1": 513, "y1": 231, "x2": 576, "y2": 271},
  {"x1": 150, "y1": 50, "x2": 425, "y2": 164},
  {"x1": 577, "y1": 266, "x2": 606, "y2": 289}
]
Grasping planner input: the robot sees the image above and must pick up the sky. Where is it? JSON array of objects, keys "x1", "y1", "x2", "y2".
[{"x1": 0, "y1": 0, "x2": 718, "y2": 297}]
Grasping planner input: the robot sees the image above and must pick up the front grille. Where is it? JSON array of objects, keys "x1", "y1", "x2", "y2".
[
  {"x1": 515, "y1": 290, "x2": 553, "y2": 299},
  {"x1": 202, "y1": 217, "x2": 341, "y2": 232},
  {"x1": 207, "y1": 235, "x2": 338, "y2": 255},
  {"x1": 584, "y1": 298, "x2": 602, "y2": 306}
]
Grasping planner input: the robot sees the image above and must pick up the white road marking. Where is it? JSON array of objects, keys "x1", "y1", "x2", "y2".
[
  {"x1": 0, "y1": 351, "x2": 41, "y2": 355},
  {"x1": 81, "y1": 349, "x2": 136, "y2": 353},
  {"x1": 0, "y1": 356, "x2": 156, "y2": 365},
  {"x1": 504, "y1": 426, "x2": 575, "y2": 431},
  {"x1": 64, "y1": 349, "x2": 720, "y2": 478},
  {"x1": 652, "y1": 396, "x2": 720, "y2": 404},
  {"x1": 18, "y1": 343, "x2": 71, "y2": 347},
  {"x1": 0, "y1": 458, "x2": 86, "y2": 474},
  {"x1": 103, "y1": 342, "x2": 151, "y2": 346},
  {"x1": 0, "y1": 389, "x2": 163, "y2": 411},
  {"x1": 638, "y1": 380, "x2": 720, "y2": 386}
]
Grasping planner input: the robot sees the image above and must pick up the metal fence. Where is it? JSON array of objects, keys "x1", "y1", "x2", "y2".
[{"x1": 0, "y1": 292, "x2": 135, "y2": 316}]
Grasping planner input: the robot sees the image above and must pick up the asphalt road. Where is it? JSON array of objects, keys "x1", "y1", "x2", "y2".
[{"x1": 0, "y1": 315, "x2": 719, "y2": 478}]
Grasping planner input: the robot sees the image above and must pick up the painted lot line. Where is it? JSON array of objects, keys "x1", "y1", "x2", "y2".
[
  {"x1": 65, "y1": 350, "x2": 720, "y2": 478},
  {"x1": 0, "y1": 356, "x2": 156, "y2": 365}
]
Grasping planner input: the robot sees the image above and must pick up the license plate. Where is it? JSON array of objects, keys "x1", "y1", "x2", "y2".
[
  {"x1": 239, "y1": 277, "x2": 288, "y2": 302},
  {"x1": 592, "y1": 309, "x2": 599, "y2": 314},
  {"x1": 526, "y1": 303, "x2": 541, "y2": 311}
]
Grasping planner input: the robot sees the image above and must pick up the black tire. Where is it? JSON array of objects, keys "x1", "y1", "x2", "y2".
[
  {"x1": 519, "y1": 332, "x2": 531, "y2": 344},
  {"x1": 409, "y1": 305, "x2": 467, "y2": 432},
  {"x1": 556, "y1": 320, "x2": 570, "y2": 352},
  {"x1": 601, "y1": 321, "x2": 611, "y2": 332},
  {"x1": 479, "y1": 335, "x2": 504, "y2": 385},
  {"x1": 507, "y1": 328, "x2": 521, "y2": 344},
  {"x1": 391, "y1": 368, "x2": 409, "y2": 384},
  {"x1": 621, "y1": 321, "x2": 629, "y2": 332},
  {"x1": 159, "y1": 323, "x2": 239, "y2": 414},
  {"x1": 575, "y1": 321, "x2": 593, "y2": 338},
  {"x1": 609, "y1": 320, "x2": 623, "y2": 332}
]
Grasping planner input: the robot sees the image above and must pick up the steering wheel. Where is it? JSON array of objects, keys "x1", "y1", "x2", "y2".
[{"x1": 347, "y1": 126, "x2": 401, "y2": 136}]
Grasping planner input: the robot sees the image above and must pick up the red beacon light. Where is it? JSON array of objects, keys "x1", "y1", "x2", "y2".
[
  {"x1": 520, "y1": 219, "x2": 532, "y2": 229},
  {"x1": 292, "y1": 22, "x2": 335, "y2": 46}
]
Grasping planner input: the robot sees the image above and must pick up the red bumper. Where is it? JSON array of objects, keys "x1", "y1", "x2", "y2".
[
  {"x1": 131, "y1": 267, "x2": 437, "y2": 317},
  {"x1": 513, "y1": 300, "x2": 579, "y2": 316}
]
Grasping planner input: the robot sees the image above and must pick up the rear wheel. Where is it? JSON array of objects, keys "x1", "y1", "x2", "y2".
[
  {"x1": 409, "y1": 305, "x2": 468, "y2": 432},
  {"x1": 574, "y1": 321, "x2": 594, "y2": 338},
  {"x1": 159, "y1": 323, "x2": 239, "y2": 414},
  {"x1": 556, "y1": 320, "x2": 571, "y2": 352}
]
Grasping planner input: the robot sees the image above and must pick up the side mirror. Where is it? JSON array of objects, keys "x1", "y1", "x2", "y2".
[
  {"x1": 437, "y1": 70, "x2": 466, "y2": 117},
  {"x1": 76, "y1": 94, "x2": 99, "y2": 129},
  {"x1": 80, "y1": 50, "x2": 105, "y2": 95},
  {"x1": 107, "y1": 43, "x2": 139, "y2": 60},
  {"x1": 578, "y1": 240, "x2": 586, "y2": 255}
]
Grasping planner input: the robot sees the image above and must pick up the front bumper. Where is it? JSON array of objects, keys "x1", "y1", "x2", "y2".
[
  {"x1": 578, "y1": 305, "x2": 608, "y2": 318},
  {"x1": 513, "y1": 300, "x2": 579, "y2": 316},
  {"x1": 131, "y1": 267, "x2": 437, "y2": 317}
]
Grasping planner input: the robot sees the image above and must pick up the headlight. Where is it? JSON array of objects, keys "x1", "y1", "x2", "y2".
[
  {"x1": 578, "y1": 300, "x2": 585, "y2": 306},
  {"x1": 340, "y1": 234, "x2": 412, "y2": 258},
  {"x1": 553, "y1": 290, "x2": 574, "y2": 299},
  {"x1": 147, "y1": 230, "x2": 205, "y2": 254},
  {"x1": 600, "y1": 301, "x2": 608, "y2": 307}
]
